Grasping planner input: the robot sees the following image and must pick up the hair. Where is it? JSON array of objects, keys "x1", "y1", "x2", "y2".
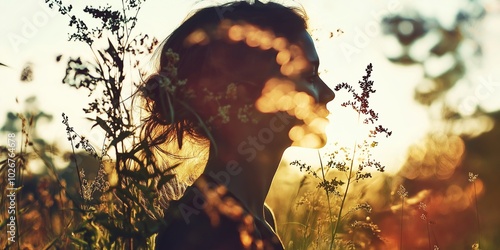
[{"x1": 140, "y1": 1, "x2": 307, "y2": 160}]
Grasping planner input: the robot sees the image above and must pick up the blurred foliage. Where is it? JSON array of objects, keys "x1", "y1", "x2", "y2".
[
  {"x1": 47, "y1": 0, "x2": 174, "y2": 248},
  {"x1": 1, "y1": 0, "x2": 175, "y2": 249},
  {"x1": 1, "y1": 110, "x2": 76, "y2": 249},
  {"x1": 1, "y1": 0, "x2": 499, "y2": 249},
  {"x1": 381, "y1": 0, "x2": 484, "y2": 112},
  {"x1": 379, "y1": 0, "x2": 500, "y2": 249}
]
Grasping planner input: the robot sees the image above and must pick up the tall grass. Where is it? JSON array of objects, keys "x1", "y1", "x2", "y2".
[
  {"x1": 469, "y1": 172, "x2": 481, "y2": 249},
  {"x1": 290, "y1": 64, "x2": 391, "y2": 249},
  {"x1": 0, "y1": 1, "x2": 173, "y2": 248}
]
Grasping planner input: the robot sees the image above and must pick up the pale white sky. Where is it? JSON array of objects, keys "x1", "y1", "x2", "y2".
[{"x1": 1, "y1": 0, "x2": 499, "y2": 174}]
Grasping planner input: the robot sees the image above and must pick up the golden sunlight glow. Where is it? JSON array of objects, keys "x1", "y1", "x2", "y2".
[
  {"x1": 289, "y1": 126, "x2": 305, "y2": 141},
  {"x1": 255, "y1": 78, "x2": 294, "y2": 113},
  {"x1": 280, "y1": 63, "x2": 294, "y2": 76},
  {"x1": 272, "y1": 37, "x2": 288, "y2": 51},
  {"x1": 258, "y1": 31, "x2": 274, "y2": 50},
  {"x1": 296, "y1": 133, "x2": 322, "y2": 148},
  {"x1": 103, "y1": 159, "x2": 118, "y2": 187},
  {"x1": 400, "y1": 133, "x2": 465, "y2": 180},
  {"x1": 308, "y1": 117, "x2": 329, "y2": 133},
  {"x1": 227, "y1": 22, "x2": 277, "y2": 50},
  {"x1": 255, "y1": 77, "x2": 329, "y2": 148},
  {"x1": 277, "y1": 45, "x2": 308, "y2": 77},
  {"x1": 276, "y1": 50, "x2": 291, "y2": 65},
  {"x1": 184, "y1": 28, "x2": 209, "y2": 46},
  {"x1": 244, "y1": 25, "x2": 261, "y2": 47},
  {"x1": 228, "y1": 24, "x2": 245, "y2": 41},
  {"x1": 3, "y1": 1, "x2": 500, "y2": 248}
]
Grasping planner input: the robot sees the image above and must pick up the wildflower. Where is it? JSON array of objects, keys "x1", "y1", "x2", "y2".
[
  {"x1": 333, "y1": 63, "x2": 392, "y2": 138},
  {"x1": 418, "y1": 201, "x2": 427, "y2": 211},
  {"x1": 237, "y1": 104, "x2": 254, "y2": 123},
  {"x1": 397, "y1": 185, "x2": 408, "y2": 198},
  {"x1": 398, "y1": 184, "x2": 407, "y2": 250},
  {"x1": 472, "y1": 243, "x2": 479, "y2": 250},
  {"x1": 468, "y1": 172, "x2": 478, "y2": 182},
  {"x1": 355, "y1": 203, "x2": 372, "y2": 213},
  {"x1": 159, "y1": 77, "x2": 173, "y2": 92},
  {"x1": 218, "y1": 105, "x2": 231, "y2": 124},
  {"x1": 420, "y1": 214, "x2": 427, "y2": 221},
  {"x1": 225, "y1": 83, "x2": 238, "y2": 100},
  {"x1": 164, "y1": 48, "x2": 180, "y2": 65}
]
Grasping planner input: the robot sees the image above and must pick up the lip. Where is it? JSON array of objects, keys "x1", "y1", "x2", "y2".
[{"x1": 317, "y1": 104, "x2": 331, "y2": 119}]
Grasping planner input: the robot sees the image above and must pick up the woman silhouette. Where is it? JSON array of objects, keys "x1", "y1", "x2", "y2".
[{"x1": 141, "y1": 1, "x2": 334, "y2": 249}]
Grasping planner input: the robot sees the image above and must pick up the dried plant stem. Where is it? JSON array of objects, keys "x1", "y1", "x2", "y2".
[
  {"x1": 318, "y1": 150, "x2": 335, "y2": 250},
  {"x1": 302, "y1": 204, "x2": 314, "y2": 249},
  {"x1": 63, "y1": 116, "x2": 86, "y2": 207},
  {"x1": 332, "y1": 114, "x2": 360, "y2": 249},
  {"x1": 400, "y1": 197, "x2": 404, "y2": 250},
  {"x1": 431, "y1": 224, "x2": 439, "y2": 248},
  {"x1": 427, "y1": 222, "x2": 431, "y2": 250},
  {"x1": 69, "y1": 140, "x2": 85, "y2": 204},
  {"x1": 473, "y1": 181, "x2": 481, "y2": 247}
]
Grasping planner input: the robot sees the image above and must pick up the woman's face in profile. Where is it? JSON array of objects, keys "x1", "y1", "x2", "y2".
[
  {"x1": 188, "y1": 26, "x2": 334, "y2": 149},
  {"x1": 255, "y1": 30, "x2": 335, "y2": 148}
]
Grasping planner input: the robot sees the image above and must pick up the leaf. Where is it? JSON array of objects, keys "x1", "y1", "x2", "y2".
[
  {"x1": 95, "y1": 213, "x2": 135, "y2": 238},
  {"x1": 91, "y1": 117, "x2": 113, "y2": 135},
  {"x1": 163, "y1": 163, "x2": 180, "y2": 173},
  {"x1": 107, "y1": 38, "x2": 123, "y2": 71},
  {"x1": 98, "y1": 50, "x2": 110, "y2": 64},
  {"x1": 69, "y1": 236, "x2": 89, "y2": 247},
  {"x1": 109, "y1": 131, "x2": 133, "y2": 148},
  {"x1": 118, "y1": 153, "x2": 145, "y2": 172},
  {"x1": 42, "y1": 237, "x2": 60, "y2": 250},
  {"x1": 157, "y1": 173, "x2": 176, "y2": 190}
]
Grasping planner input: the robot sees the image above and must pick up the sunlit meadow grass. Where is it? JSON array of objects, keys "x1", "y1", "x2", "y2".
[
  {"x1": 277, "y1": 64, "x2": 391, "y2": 250},
  {"x1": 0, "y1": 2, "x2": 489, "y2": 249}
]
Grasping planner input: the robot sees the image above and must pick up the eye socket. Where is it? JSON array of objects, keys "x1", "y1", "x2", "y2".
[
  {"x1": 306, "y1": 65, "x2": 320, "y2": 84},
  {"x1": 306, "y1": 71, "x2": 320, "y2": 84}
]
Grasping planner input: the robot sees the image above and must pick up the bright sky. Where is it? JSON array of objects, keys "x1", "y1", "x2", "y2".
[{"x1": 1, "y1": 0, "x2": 499, "y2": 174}]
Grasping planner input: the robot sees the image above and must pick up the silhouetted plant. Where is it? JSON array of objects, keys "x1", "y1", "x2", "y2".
[
  {"x1": 42, "y1": 0, "x2": 175, "y2": 248},
  {"x1": 397, "y1": 184, "x2": 408, "y2": 250},
  {"x1": 468, "y1": 172, "x2": 481, "y2": 249},
  {"x1": 0, "y1": 109, "x2": 81, "y2": 249},
  {"x1": 291, "y1": 64, "x2": 391, "y2": 249},
  {"x1": 418, "y1": 201, "x2": 440, "y2": 250}
]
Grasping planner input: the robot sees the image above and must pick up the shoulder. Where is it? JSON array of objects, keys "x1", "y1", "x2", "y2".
[
  {"x1": 155, "y1": 184, "x2": 245, "y2": 250},
  {"x1": 155, "y1": 177, "x2": 284, "y2": 250}
]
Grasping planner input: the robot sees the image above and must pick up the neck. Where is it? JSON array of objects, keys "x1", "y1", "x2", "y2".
[{"x1": 201, "y1": 143, "x2": 286, "y2": 220}]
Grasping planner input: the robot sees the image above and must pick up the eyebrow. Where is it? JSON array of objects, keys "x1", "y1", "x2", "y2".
[
  {"x1": 312, "y1": 60, "x2": 319, "y2": 69},
  {"x1": 301, "y1": 61, "x2": 320, "y2": 77},
  {"x1": 299, "y1": 57, "x2": 320, "y2": 76},
  {"x1": 310, "y1": 60, "x2": 319, "y2": 73}
]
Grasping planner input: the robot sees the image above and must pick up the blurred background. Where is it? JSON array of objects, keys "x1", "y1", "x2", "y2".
[{"x1": 1, "y1": 0, "x2": 499, "y2": 249}]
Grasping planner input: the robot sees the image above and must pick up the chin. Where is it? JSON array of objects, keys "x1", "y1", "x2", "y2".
[{"x1": 291, "y1": 132, "x2": 327, "y2": 149}]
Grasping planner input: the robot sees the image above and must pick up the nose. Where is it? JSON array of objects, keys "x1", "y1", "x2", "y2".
[{"x1": 317, "y1": 76, "x2": 335, "y2": 104}]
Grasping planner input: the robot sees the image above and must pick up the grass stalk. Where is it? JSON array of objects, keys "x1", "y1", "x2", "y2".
[
  {"x1": 332, "y1": 113, "x2": 360, "y2": 249},
  {"x1": 318, "y1": 150, "x2": 335, "y2": 250},
  {"x1": 473, "y1": 181, "x2": 481, "y2": 247},
  {"x1": 427, "y1": 221, "x2": 431, "y2": 250},
  {"x1": 400, "y1": 196, "x2": 404, "y2": 250}
]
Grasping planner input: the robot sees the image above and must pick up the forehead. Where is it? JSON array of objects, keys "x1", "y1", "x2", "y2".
[{"x1": 296, "y1": 30, "x2": 319, "y2": 67}]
